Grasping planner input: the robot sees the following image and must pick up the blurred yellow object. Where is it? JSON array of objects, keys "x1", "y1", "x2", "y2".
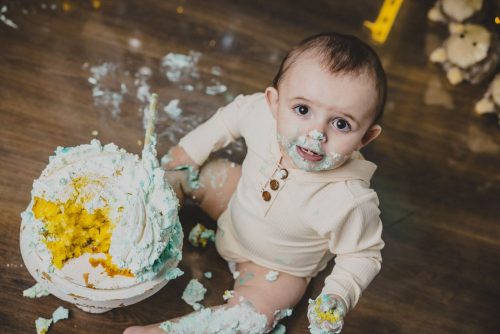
[
  {"x1": 91, "y1": 0, "x2": 101, "y2": 10},
  {"x1": 495, "y1": 16, "x2": 500, "y2": 24},
  {"x1": 62, "y1": 1, "x2": 71, "y2": 12},
  {"x1": 177, "y1": 6, "x2": 184, "y2": 14},
  {"x1": 364, "y1": 0, "x2": 403, "y2": 44}
]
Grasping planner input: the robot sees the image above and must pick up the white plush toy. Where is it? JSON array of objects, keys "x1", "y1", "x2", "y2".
[
  {"x1": 430, "y1": 23, "x2": 499, "y2": 85},
  {"x1": 428, "y1": 0, "x2": 485, "y2": 24},
  {"x1": 475, "y1": 73, "x2": 500, "y2": 125}
]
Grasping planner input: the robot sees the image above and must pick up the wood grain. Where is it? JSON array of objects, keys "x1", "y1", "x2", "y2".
[{"x1": 1, "y1": 0, "x2": 499, "y2": 333}]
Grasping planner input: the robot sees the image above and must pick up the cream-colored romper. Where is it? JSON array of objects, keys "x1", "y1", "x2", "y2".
[{"x1": 179, "y1": 93, "x2": 384, "y2": 310}]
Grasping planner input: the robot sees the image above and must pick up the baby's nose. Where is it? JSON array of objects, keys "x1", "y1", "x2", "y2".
[{"x1": 308, "y1": 130, "x2": 326, "y2": 142}]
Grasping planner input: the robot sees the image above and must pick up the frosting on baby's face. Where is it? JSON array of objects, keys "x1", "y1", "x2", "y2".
[
  {"x1": 266, "y1": 53, "x2": 381, "y2": 172},
  {"x1": 277, "y1": 130, "x2": 349, "y2": 172}
]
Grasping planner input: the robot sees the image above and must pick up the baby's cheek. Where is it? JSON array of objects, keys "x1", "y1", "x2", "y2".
[
  {"x1": 278, "y1": 113, "x2": 301, "y2": 134},
  {"x1": 328, "y1": 134, "x2": 362, "y2": 155},
  {"x1": 276, "y1": 128, "x2": 299, "y2": 146},
  {"x1": 325, "y1": 141, "x2": 351, "y2": 156},
  {"x1": 293, "y1": 123, "x2": 302, "y2": 135}
]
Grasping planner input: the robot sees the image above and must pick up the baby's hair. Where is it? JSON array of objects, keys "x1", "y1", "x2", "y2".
[{"x1": 272, "y1": 32, "x2": 387, "y2": 124}]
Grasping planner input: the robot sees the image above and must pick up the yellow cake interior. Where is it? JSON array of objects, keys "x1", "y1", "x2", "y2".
[{"x1": 31, "y1": 177, "x2": 133, "y2": 277}]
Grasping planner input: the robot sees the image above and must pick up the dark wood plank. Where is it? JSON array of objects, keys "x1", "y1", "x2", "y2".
[{"x1": 1, "y1": 0, "x2": 499, "y2": 333}]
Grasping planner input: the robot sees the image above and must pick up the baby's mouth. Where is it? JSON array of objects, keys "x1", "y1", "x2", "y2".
[{"x1": 296, "y1": 145, "x2": 324, "y2": 162}]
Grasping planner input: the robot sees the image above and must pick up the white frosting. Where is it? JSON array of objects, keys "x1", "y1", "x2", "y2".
[
  {"x1": 52, "y1": 306, "x2": 69, "y2": 323},
  {"x1": 21, "y1": 137, "x2": 182, "y2": 282}
]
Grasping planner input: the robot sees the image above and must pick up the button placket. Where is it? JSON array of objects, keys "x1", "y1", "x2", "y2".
[
  {"x1": 260, "y1": 165, "x2": 288, "y2": 204},
  {"x1": 263, "y1": 171, "x2": 287, "y2": 216}
]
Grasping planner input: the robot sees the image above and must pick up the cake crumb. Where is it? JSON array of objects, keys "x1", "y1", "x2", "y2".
[
  {"x1": 164, "y1": 99, "x2": 183, "y2": 119},
  {"x1": 205, "y1": 81, "x2": 227, "y2": 95},
  {"x1": 271, "y1": 324, "x2": 286, "y2": 334},
  {"x1": 164, "y1": 267, "x2": 184, "y2": 281},
  {"x1": 222, "y1": 289, "x2": 235, "y2": 301},
  {"x1": 23, "y1": 283, "x2": 50, "y2": 298},
  {"x1": 188, "y1": 223, "x2": 215, "y2": 247},
  {"x1": 0, "y1": 6, "x2": 18, "y2": 29},
  {"x1": 182, "y1": 279, "x2": 207, "y2": 311},
  {"x1": 52, "y1": 306, "x2": 69, "y2": 323},
  {"x1": 35, "y1": 317, "x2": 52, "y2": 334},
  {"x1": 265, "y1": 270, "x2": 279, "y2": 282}
]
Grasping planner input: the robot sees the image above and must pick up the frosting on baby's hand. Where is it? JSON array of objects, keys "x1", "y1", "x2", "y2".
[{"x1": 307, "y1": 294, "x2": 347, "y2": 334}]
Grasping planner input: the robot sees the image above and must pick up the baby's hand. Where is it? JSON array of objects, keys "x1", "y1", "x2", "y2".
[
  {"x1": 161, "y1": 145, "x2": 199, "y2": 170},
  {"x1": 307, "y1": 294, "x2": 347, "y2": 334}
]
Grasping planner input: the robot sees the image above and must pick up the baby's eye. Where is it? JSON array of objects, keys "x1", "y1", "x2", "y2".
[
  {"x1": 332, "y1": 118, "x2": 351, "y2": 132},
  {"x1": 293, "y1": 105, "x2": 309, "y2": 116}
]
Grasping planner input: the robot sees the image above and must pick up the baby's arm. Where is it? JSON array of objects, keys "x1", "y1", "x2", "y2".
[
  {"x1": 165, "y1": 94, "x2": 259, "y2": 168},
  {"x1": 310, "y1": 192, "x2": 384, "y2": 332},
  {"x1": 161, "y1": 94, "x2": 259, "y2": 205},
  {"x1": 162, "y1": 145, "x2": 199, "y2": 170}
]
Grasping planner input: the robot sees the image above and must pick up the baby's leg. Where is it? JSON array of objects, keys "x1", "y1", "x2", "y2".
[
  {"x1": 166, "y1": 159, "x2": 241, "y2": 220},
  {"x1": 229, "y1": 261, "x2": 308, "y2": 327},
  {"x1": 163, "y1": 262, "x2": 307, "y2": 334},
  {"x1": 123, "y1": 262, "x2": 308, "y2": 334}
]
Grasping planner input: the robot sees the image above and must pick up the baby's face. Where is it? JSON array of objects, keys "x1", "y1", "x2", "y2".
[{"x1": 266, "y1": 53, "x2": 381, "y2": 172}]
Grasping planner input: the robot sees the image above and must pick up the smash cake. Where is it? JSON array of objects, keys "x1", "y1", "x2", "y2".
[{"x1": 20, "y1": 95, "x2": 184, "y2": 313}]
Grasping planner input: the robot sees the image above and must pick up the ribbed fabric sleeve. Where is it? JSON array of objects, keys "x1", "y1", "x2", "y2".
[
  {"x1": 321, "y1": 191, "x2": 384, "y2": 310},
  {"x1": 178, "y1": 94, "x2": 259, "y2": 166}
]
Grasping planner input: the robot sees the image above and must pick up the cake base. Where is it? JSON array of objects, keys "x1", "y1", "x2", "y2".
[
  {"x1": 75, "y1": 304, "x2": 113, "y2": 314},
  {"x1": 20, "y1": 222, "x2": 174, "y2": 313}
]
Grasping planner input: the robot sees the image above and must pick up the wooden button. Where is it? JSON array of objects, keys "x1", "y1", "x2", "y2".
[
  {"x1": 270, "y1": 179, "x2": 279, "y2": 190},
  {"x1": 277, "y1": 168, "x2": 288, "y2": 180},
  {"x1": 262, "y1": 191, "x2": 271, "y2": 201}
]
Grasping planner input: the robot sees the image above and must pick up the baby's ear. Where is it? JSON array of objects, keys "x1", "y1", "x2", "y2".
[
  {"x1": 358, "y1": 124, "x2": 382, "y2": 150},
  {"x1": 265, "y1": 87, "x2": 279, "y2": 120}
]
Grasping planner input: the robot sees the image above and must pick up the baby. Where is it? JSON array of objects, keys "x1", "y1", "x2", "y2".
[{"x1": 124, "y1": 32, "x2": 386, "y2": 334}]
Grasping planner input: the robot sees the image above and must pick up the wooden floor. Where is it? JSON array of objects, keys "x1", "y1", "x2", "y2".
[{"x1": 1, "y1": 0, "x2": 500, "y2": 333}]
